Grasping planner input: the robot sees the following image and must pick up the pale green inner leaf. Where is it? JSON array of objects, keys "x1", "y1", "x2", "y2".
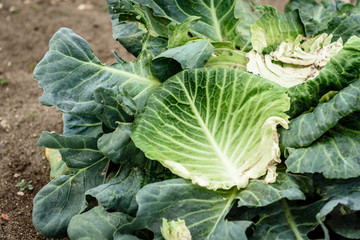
[{"x1": 131, "y1": 68, "x2": 290, "y2": 190}]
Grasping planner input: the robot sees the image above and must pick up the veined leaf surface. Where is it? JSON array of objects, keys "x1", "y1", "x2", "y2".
[
  {"x1": 131, "y1": 68, "x2": 290, "y2": 190},
  {"x1": 132, "y1": 0, "x2": 242, "y2": 46},
  {"x1": 151, "y1": 40, "x2": 214, "y2": 81},
  {"x1": 37, "y1": 132, "x2": 104, "y2": 169},
  {"x1": 106, "y1": 0, "x2": 169, "y2": 56},
  {"x1": 285, "y1": 112, "x2": 360, "y2": 179},
  {"x1": 128, "y1": 179, "x2": 248, "y2": 240},
  {"x1": 68, "y1": 206, "x2": 133, "y2": 240},
  {"x1": 234, "y1": 0, "x2": 262, "y2": 51},
  {"x1": 286, "y1": 0, "x2": 360, "y2": 40},
  {"x1": 288, "y1": 36, "x2": 360, "y2": 117},
  {"x1": 236, "y1": 173, "x2": 309, "y2": 208},
  {"x1": 251, "y1": 7, "x2": 304, "y2": 53},
  {"x1": 240, "y1": 200, "x2": 324, "y2": 240},
  {"x1": 86, "y1": 167, "x2": 144, "y2": 215},
  {"x1": 315, "y1": 177, "x2": 360, "y2": 239},
  {"x1": 34, "y1": 28, "x2": 160, "y2": 114},
  {"x1": 323, "y1": 14, "x2": 360, "y2": 44},
  {"x1": 32, "y1": 159, "x2": 109, "y2": 238},
  {"x1": 62, "y1": 113, "x2": 102, "y2": 137},
  {"x1": 318, "y1": 193, "x2": 360, "y2": 240},
  {"x1": 285, "y1": 0, "x2": 337, "y2": 36},
  {"x1": 281, "y1": 79, "x2": 360, "y2": 148}
]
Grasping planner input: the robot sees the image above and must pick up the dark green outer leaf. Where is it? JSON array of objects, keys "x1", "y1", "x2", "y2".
[
  {"x1": 236, "y1": 173, "x2": 308, "y2": 208},
  {"x1": 246, "y1": 200, "x2": 324, "y2": 240},
  {"x1": 37, "y1": 132, "x2": 103, "y2": 169},
  {"x1": 316, "y1": 176, "x2": 360, "y2": 200},
  {"x1": 287, "y1": 36, "x2": 360, "y2": 118},
  {"x1": 285, "y1": 112, "x2": 360, "y2": 179},
  {"x1": 151, "y1": 40, "x2": 214, "y2": 81},
  {"x1": 234, "y1": 0, "x2": 262, "y2": 51},
  {"x1": 97, "y1": 126, "x2": 168, "y2": 179},
  {"x1": 145, "y1": 36, "x2": 168, "y2": 56},
  {"x1": 86, "y1": 168, "x2": 144, "y2": 215},
  {"x1": 337, "y1": 1, "x2": 360, "y2": 15},
  {"x1": 34, "y1": 28, "x2": 160, "y2": 114},
  {"x1": 317, "y1": 192, "x2": 360, "y2": 240},
  {"x1": 106, "y1": 0, "x2": 170, "y2": 56},
  {"x1": 62, "y1": 113, "x2": 102, "y2": 137},
  {"x1": 94, "y1": 87, "x2": 136, "y2": 130},
  {"x1": 106, "y1": 0, "x2": 144, "y2": 56},
  {"x1": 67, "y1": 206, "x2": 133, "y2": 240},
  {"x1": 32, "y1": 159, "x2": 108, "y2": 238},
  {"x1": 209, "y1": 220, "x2": 250, "y2": 240},
  {"x1": 285, "y1": 0, "x2": 337, "y2": 36},
  {"x1": 286, "y1": 0, "x2": 360, "y2": 42},
  {"x1": 323, "y1": 14, "x2": 360, "y2": 43},
  {"x1": 114, "y1": 233, "x2": 141, "y2": 240},
  {"x1": 97, "y1": 124, "x2": 132, "y2": 164},
  {"x1": 167, "y1": 16, "x2": 201, "y2": 48},
  {"x1": 133, "y1": 0, "x2": 242, "y2": 45},
  {"x1": 281, "y1": 79, "x2": 360, "y2": 148},
  {"x1": 125, "y1": 179, "x2": 239, "y2": 240},
  {"x1": 111, "y1": 22, "x2": 145, "y2": 57}
]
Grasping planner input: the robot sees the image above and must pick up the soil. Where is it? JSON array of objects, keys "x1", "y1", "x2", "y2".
[{"x1": 0, "y1": 0, "x2": 132, "y2": 239}]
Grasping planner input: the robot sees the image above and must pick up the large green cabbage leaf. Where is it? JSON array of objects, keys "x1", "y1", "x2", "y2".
[
  {"x1": 34, "y1": 28, "x2": 160, "y2": 114},
  {"x1": 106, "y1": 0, "x2": 259, "y2": 71},
  {"x1": 286, "y1": 0, "x2": 360, "y2": 38},
  {"x1": 125, "y1": 179, "x2": 247, "y2": 240},
  {"x1": 32, "y1": 157, "x2": 109, "y2": 238},
  {"x1": 284, "y1": 112, "x2": 360, "y2": 179},
  {"x1": 131, "y1": 0, "x2": 242, "y2": 46},
  {"x1": 315, "y1": 177, "x2": 360, "y2": 240},
  {"x1": 281, "y1": 79, "x2": 360, "y2": 179},
  {"x1": 237, "y1": 200, "x2": 325, "y2": 240},
  {"x1": 120, "y1": 177, "x2": 306, "y2": 240},
  {"x1": 131, "y1": 68, "x2": 290, "y2": 190},
  {"x1": 67, "y1": 206, "x2": 134, "y2": 240}
]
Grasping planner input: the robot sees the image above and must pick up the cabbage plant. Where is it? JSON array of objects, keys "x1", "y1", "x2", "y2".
[{"x1": 33, "y1": 0, "x2": 360, "y2": 239}]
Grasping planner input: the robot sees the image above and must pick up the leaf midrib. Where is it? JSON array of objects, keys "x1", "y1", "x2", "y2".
[
  {"x1": 210, "y1": 0, "x2": 222, "y2": 41},
  {"x1": 53, "y1": 50, "x2": 161, "y2": 86},
  {"x1": 206, "y1": 188, "x2": 237, "y2": 240},
  {"x1": 280, "y1": 199, "x2": 305, "y2": 240},
  {"x1": 177, "y1": 74, "x2": 235, "y2": 177}
]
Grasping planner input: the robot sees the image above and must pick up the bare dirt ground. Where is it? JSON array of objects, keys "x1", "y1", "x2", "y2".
[{"x1": 0, "y1": 0, "x2": 132, "y2": 239}]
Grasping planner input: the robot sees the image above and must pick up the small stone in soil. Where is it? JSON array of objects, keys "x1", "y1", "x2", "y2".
[
  {"x1": 9, "y1": 6, "x2": 17, "y2": 13},
  {"x1": 78, "y1": 3, "x2": 94, "y2": 11},
  {"x1": 13, "y1": 173, "x2": 21, "y2": 178},
  {"x1": 1, "y1": 213, "x2": 10, "y2": 221},
  {"x1": 17, "y1": 191, "x2": 25, "y2": 196},
  {"x1": 0, "y1": 119, "x2": 12, "y2": 132}
]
